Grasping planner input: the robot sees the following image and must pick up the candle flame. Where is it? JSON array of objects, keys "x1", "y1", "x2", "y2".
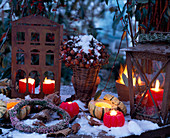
[
  {"x1": 133, "y1": 77, "x2": 136, "y2": 86},
  {"x1": 20, "y1": 78, "x2": 35, "y2": 85},
  {"x1": 118, "y1": 64, "x2": 136, "y2": 86},
  {"x1": 118, "y1": 65, "x2": 128, "y2": 84},
  {"x1": 110, "y1": 110, "x2": 117, "y2": 116},
  {"x1": 43, "y1": 77, "x2": 55, "y2": 84},
  {"x1": 68, "y1": 102, "x2": 72, "y2": 104},
  {"x1": 142, "y1": 93, "x2": 148, "y2": 97},
  {"x1": 138, "y1": 77, "x2": 142, "y2": 84},
  {"x1": 155, "y1": 79, "x2": 160, "y2": 92}
]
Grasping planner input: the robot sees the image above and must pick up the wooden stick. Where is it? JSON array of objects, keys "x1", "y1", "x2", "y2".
[
  {"x1": 79, "y1": 107, "x2": 90, "y2": 121},
  {"x1": 156, "y1": 0, "x2": 168, "y2": 30},
  {"x1": 126, "y1": 52, "x2": 135, "y2": 115}
]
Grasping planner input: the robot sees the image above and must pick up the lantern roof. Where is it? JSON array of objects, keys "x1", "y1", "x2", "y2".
[
  {"x1": 122, "y1": 43, "x2": 170, "y2": 56},
  {"x1": 12, "y1": 15, "x2": 61, "y2": 27}
]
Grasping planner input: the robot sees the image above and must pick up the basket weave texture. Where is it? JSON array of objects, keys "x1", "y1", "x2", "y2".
[{"x1": 72, "y1": 65, "x2": 100, "y2": 103}]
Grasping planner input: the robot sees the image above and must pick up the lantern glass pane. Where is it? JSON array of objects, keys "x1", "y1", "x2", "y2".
[
  {"x1": 46, "y1": 33, "x2": 54, "y2": 42},
  {"x1": 16, "y1": 53, "x2": 24, "y2": 65},
  {"x1": 17, "y1": 32, "x2": 25, "y2": 41},
  {"x1": 132, "y1": 59, "x2": 165, "y2": 118},
  {"x1": 31, "y1": 54, "x2": 39, "y2": 65},
  {"x1": 31, "y1": 32, "x2": 40, "y2": 42},
  {"x1": 46, "y1": 54, "x2": 54, "y2": 66}
]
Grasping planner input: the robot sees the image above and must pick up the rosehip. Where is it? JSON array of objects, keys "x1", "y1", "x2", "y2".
[
  {"x1": 85, "y1": 64, "x2": 90, "y2": 68},
  {"x1": 67, "y1": 47, "x2": 71, "y2": 52},
  {"x1": 65, "y1": 63, "x2": 70, "y2": 67},
  {"x1": 67, "y1": 56, "x2": 72, "y2": 61},
  {"x1": 70, "y1": 50, "x2": 75, "y2": 55},
  {"x1": 74, "y1": 59, "x2": 79, "y2": 65},
  {"x1": 63, "y1": 45, "x2": 67, "y2": 50},
  {"x1": 71, "y1": 60, "x2": 74, "y2": 65},
  {"x1": 76, "y1": 53, "x2": 82, "y2": 59},
  {"x1": 80, "y1": 63, "x2": 84, "y2": 68},
  {"x1": 63, "y1": 50, "x2": 67, "y2": 54}
]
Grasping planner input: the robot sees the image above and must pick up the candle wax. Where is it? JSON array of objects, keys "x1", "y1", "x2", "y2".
[
  {"x1": 146, "y1": 88, "x2": 163, "y2": 107},
  {"x1": 19, "y1": 78, "x2": 35, "y2": 93},
  {"x1": 42, "y1": 78, "x2": 55, "y2": 94}
]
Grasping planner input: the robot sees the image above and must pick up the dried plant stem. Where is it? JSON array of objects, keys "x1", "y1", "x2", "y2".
[
  {"x1": 127, "y1": 0, "x2": 135, "y2": 47},
  {"x1": 102, "y1": 31, "x2": 124, "y2": 92},
  {"x1": 0, "y1": 27, "x2": 10, "y2": 50},
  {"x1": 79, "y1": 107, "x2": 90, "y2": 121},
  {"x1": 156, "y1": 0, "x2": 168, "y2": 30}
]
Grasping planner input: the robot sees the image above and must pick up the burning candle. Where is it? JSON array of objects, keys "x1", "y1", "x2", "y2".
[
  {"x1": 117, "y1": 65, "x2": 145, "y2": 86},
  {"x1": 137, "y1": 77, "x2": 145, "y2": 86},
  {"x1": 60, "y1": 102, "x2": 79, "y2": 118},
  {"x1": 19, "y1": 78, "x2": 35, "y2": 93},
  {"x1": 43, "y1": 77, "x2": 55, "y2": 94},
  {"x1": 95, "y1": 102, "x2": 112, "y2": 108},
  {"x1": 147, "y1": 79, "x2": 163, "y2": 107},
  {"x1": 103, "y1": 110, "x2": 125, "y2": 128}
]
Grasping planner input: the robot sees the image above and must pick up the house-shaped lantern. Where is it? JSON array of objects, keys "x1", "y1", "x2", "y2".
[
  {"x1": 124, "y1": 41, "x2": 170, "y2": 125},
  {"x1": 11, "y1": 15, "x2": 63, "y2": 98}
]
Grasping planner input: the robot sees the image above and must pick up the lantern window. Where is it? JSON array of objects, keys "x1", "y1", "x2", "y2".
[
  {"x1": 17, "y1": 32, "x2": 25, "y2": 41},
  {"x1": 46, "y1": 50, "x2": 54, "y2": 66},
  {"x1": 16, "y1": 48, "x2": 25, "y2": 65},
  {"x1": 31, "y1": 49, "x2": 39, "y2": 65}
]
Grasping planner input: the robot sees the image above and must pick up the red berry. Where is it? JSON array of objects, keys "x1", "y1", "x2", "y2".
[
  {"x1": 80, "y1": 63, "x2": 84, "y2": 68},
  {"x1": 67, "y1": 47, "x2": 71, "y2": 52},
  {"x1": 74, "y1": 59, "x2": 79, "y2": 65},
  {"x1": 70, "y1": 50, "x2": 75, "y2": 55},
  {"x1": 67, "y1": 56, "x2": 72, "y2": 61},
  {"x1": 85, "y1": 64, "x2": 90, "y2": 68}
]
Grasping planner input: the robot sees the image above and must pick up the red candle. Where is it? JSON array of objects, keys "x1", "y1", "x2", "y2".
[
  {"x1": 19, "y1": 78, "x2": 35, "y2": 93},
  {"x1": 103, "y1": 110, "x2": 125, "y2": 128},
  {"x1": 147, "y1": 80, "x2": 163, "y2": 107},
  {"x1": 59, "y1": 102, "x2": 79, "y2": 118},
  {"x1": 43, "y1": 77, "x2": 55, "y2": 94}
]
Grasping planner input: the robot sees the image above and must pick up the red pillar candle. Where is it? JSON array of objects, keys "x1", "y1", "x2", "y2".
[
  {"x1": 59, "y1": 102, "x2": 79, "y2": 118},
  {"x1": 43, "y1": 77, "x2": 55, "y2": 94},
  {"x1": 103, "y1": 110, "x2": 125, "y2": 128},
  {"x1": 147, "y1": 80, "x2": 163, "y2": 107},
  {"x1": 19, "y1": 78, "x2": 35, "y2": 93}
]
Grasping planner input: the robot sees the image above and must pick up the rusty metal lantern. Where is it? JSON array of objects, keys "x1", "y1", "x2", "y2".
[
  {"x1": 11, "y1": 15, "x2": 63, "y2": 98},
  {"x1": 124, "y1": 42, "x2": 170, "y2": 125}
]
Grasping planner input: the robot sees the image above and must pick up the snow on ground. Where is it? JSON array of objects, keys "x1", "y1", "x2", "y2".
[{"x1": 0, "y1": 85, "x2": 161, "y2": 138}]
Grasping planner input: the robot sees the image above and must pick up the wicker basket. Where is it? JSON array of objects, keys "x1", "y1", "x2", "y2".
[{"x1": 72, "y1": 65, "x2": 100, "y2": 103}]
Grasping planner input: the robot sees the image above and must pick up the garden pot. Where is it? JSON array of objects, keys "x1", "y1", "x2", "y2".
[
  {"x1": 72, "y1": 65, "x2": 100, "y2": 103},
  {"x1": 115, "y1": 80, "x2": 145, "y2": 101}
]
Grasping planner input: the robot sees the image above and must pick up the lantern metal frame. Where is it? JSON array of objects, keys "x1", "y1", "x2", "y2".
[
  {"x1": 11, "y1": 15, "x2": 63, "y2": 98},
  {"x1": 124, "y1": 42, "x2": 170, "y2": 125}
]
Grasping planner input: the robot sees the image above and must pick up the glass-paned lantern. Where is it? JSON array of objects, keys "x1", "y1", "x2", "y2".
[
  {"x1": 11, "y1": 15, "x2": 62, "y2": 98},
  {"x1": 124, "y1": 42, "x2": 170, "y2": 125}
]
